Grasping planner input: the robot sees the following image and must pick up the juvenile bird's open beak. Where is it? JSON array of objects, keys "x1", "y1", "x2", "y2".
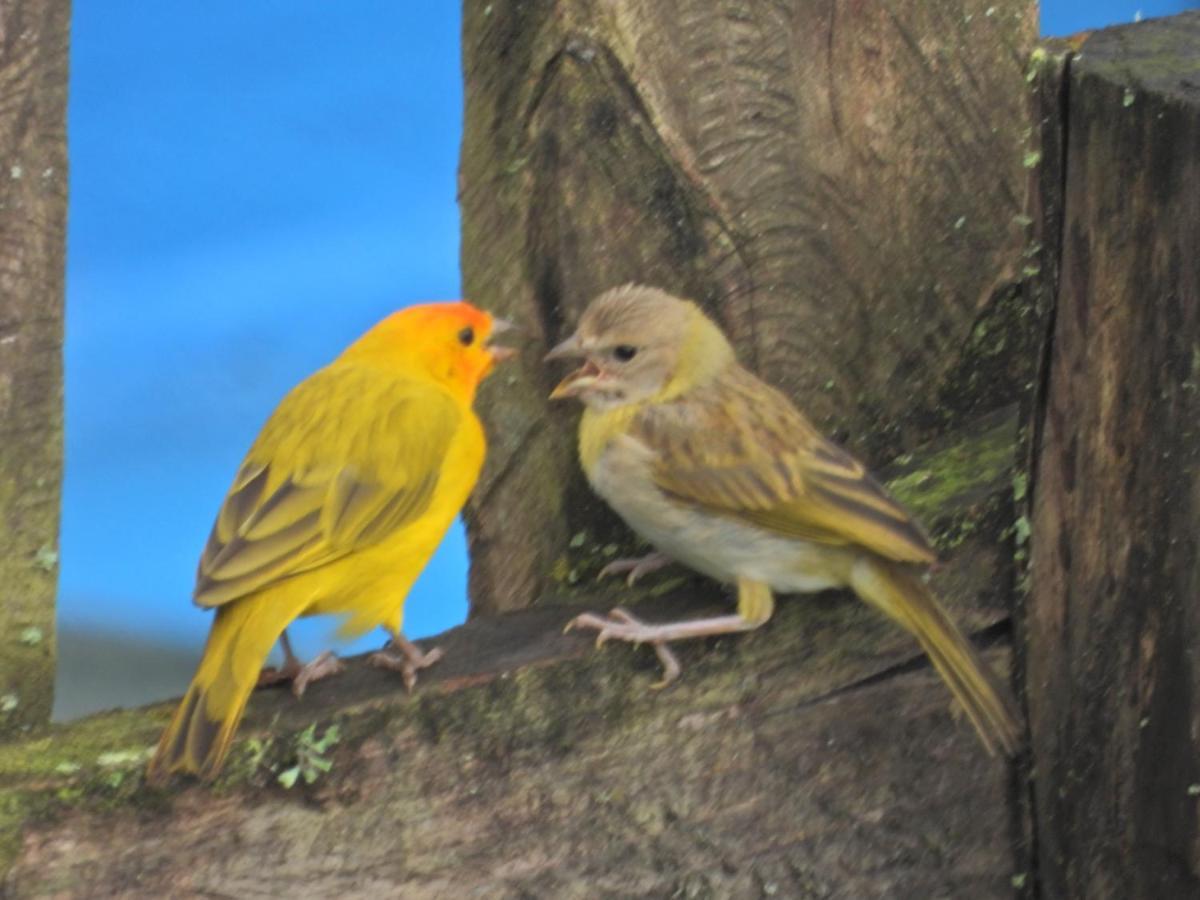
[
  {"x1": 543, "y1": 332, "x2": 583, "y2": 362},
  {"x1": 549, "y1": 361, "x2": 603, "y2": 400},
  {"x1": 545, "y1": 332, "x2": 596, "y2": 399},
  {"x1": 486, "y1": 317, "x2": 518, "y2": 362}
]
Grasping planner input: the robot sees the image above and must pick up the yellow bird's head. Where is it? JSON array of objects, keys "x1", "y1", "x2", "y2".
[
  {"x1": 546, "y1": 285, "x2": 734, "y2": 409},
  {"x1": 344, "y1": 301, "x2": 516, "y2": 399}
]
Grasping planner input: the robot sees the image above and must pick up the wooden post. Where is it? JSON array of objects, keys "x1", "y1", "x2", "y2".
[
  {"x1": 1025, "y1": 13, "x2": 1200, "y2": 898},
  {"x1": 0, "y1": 0, "x2": 69, "y2": 736},
  {"x1": 459, "y1": 0, "x2": 1038, "y2": 614}
]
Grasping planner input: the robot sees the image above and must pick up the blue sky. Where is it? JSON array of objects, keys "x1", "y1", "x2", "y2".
[
  {"x1": 59, "y1": 1, "x2": 1196, "y2": 716},
  {"x1": 61, "y1": 3, "x2": 465, "y2": 676}
]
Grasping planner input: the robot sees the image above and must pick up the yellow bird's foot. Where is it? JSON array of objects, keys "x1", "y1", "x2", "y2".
[
  {"x1": 566, "y1": 607, "x2": 682, "y2": 688},
  {"x1": 257, "y1": 650, "x2": 345, "y2": 698},
  {"x1": 369, "y1": 633, "x2": 445, "y2": 692},
  {"x1": 596, "y1": 551, "x2": 672, "y2": 587}
]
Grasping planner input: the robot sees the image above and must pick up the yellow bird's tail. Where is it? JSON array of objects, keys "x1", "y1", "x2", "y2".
[
  {"x1": 147, "y1": 597, "x2": 291, "y2": 785},
  {"x1": 850, "y1": 555, "x2": 1023, "y2": 756}
]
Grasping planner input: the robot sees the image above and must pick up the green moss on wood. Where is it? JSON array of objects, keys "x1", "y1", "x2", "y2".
[{"x1": 883, "y1": 410, "x2": 1017, "y2": 553}]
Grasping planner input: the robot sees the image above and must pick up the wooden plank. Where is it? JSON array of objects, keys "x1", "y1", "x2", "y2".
[
  {"x1": 1025, "y1": 12, "x2": 1200, "y2": 899},
  {"x1": 0, "y1": 411, "x2": 1021, "y2": 893}
]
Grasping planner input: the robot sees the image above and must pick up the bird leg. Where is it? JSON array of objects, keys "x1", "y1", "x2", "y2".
[
  {"x1": 596, "y1": 551, "x2": 673, "y2": 586},
  {"x1": 566, "y1": 577, "x2": 775, "y2": 687},
  {"x1": 368, "y1": 631, "x2": 445, "y2": 692},
  {"x1": 256, "y1": 631, "x2": 346, "y2": 698}
]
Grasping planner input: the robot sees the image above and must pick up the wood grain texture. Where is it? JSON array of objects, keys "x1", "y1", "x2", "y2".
[
  {"x1": 460, "y1": 0, "x2": 1038, "y2": 614},
  {"x1": 7, "y1": 649, "x2": 1015, "y2": 899},
  {"x1": 0, "y1": 0, "x2": 69, "y2": 735},
  {"x1": 1025, "y1": 13, "x2": 1200, "y2": 899}
]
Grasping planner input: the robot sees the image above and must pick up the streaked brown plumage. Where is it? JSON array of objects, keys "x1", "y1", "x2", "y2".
[{"x1": 547, "y1": 284, "x2": 1022, "y2": 756}]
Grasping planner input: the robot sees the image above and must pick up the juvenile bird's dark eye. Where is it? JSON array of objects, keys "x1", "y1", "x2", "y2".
[
  {"x1": 613, "y1": 345, "x2": 638, "y2": 362},
  {"x1": 458, "y1": 326, "x2": 475, "y2": 346}
]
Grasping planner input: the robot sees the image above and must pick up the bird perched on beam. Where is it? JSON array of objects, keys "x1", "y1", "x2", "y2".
[
  {"x1": 148, "y1": 302, "x2": 514, "y2": 784},
  {"x1": 547, "y1": 284, "x2": 1021, "y2": 756}
]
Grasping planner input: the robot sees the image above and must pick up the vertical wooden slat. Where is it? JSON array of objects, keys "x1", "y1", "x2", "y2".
[
  {"x1": 0, "y1": 0, "x2": 69, "y2": 735},
  {"x1": 1026, "y1": 13, "x2": 1200, "y2": 898}
]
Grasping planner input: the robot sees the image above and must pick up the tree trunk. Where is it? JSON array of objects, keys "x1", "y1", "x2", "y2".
[
  {"x1": 0, "y1": 0, "x2": 69, "y2": 736},
  {"x1": 1024, "y1": 12, "x2": 1200, "y2": 899},
  {"x1": 460, "y1": 0, "x2": 1038, "y2": 615}
]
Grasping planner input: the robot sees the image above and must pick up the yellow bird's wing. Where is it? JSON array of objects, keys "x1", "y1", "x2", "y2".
[
  {"x1": 635, "y1": 367, "x2": 937, "y2": 565},
  {"x1": 193, "y1": 366, "x2": 463, "y2": 608}
]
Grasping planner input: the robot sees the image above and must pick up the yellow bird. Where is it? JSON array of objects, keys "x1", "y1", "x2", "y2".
[
  {"x1": 148, "y1": 302, "x2": 514, "y2": 784},
  {"x1": 547, "y1": 285, "x2": 1021, "y2": 756}
]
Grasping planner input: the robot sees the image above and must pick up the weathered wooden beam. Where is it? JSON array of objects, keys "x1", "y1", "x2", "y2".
[
  {"x1": 0, "y1": 411, "x2": 1021, "y2": 895},
  {"x1": 0, "y1": 0, "x2": 69, "y2": 736},
  {"x1": 1024, "y1": 12, "x2": 1200, "y2": 899},
  {"x1": 459, "y1": 0, "x2": 1038, "y2": 615}
]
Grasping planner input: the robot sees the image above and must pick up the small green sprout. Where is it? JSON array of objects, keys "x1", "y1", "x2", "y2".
[{"x1": 278, "y1": 723, "x2": 341, "y2": 789}]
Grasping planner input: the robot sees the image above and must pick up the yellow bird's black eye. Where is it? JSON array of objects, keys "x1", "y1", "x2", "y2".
[
  {"x1": 613, "y1": 345, "x2": 637, "y2": 362},
  {"x1": 458, "y1": 326, "x2": 475, "y2": 346}
]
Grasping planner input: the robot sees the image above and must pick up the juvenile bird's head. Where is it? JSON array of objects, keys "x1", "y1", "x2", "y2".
[
  {"x1": 546, "y1": 285, "x2": 734, "y2": 410},
  {"x1": 344, "y1": 301, "x2": 515, "y2": 399}
]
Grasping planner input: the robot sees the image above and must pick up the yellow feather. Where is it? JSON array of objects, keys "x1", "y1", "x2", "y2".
[
  {"x1": 579, "y1": 404, "x2": 639, "y2": 474},
  {"x1": 148, "y1": 302, "x2": 503, "y2": 784}
]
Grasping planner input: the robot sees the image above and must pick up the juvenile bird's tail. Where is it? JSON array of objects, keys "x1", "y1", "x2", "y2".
[
  {"x1": 147, "y1": 598, "x2": 291, "y2": 785},
  {"x1": 849, "y1": 556, "x2": 1023, "y2": 756}
]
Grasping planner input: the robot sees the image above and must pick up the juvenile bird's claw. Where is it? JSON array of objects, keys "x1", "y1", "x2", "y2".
[
  {"x1": 565, "y1": 607, "x2": 683, "y2": 688},
  {"x1": 596, "y1": 552, "x2": 672, "y2": 587},
  {"x1": 369, "y1": 636, "x2": 445, "y2": 692}
]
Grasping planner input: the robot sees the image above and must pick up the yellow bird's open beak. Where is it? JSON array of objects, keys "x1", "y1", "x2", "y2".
[{"x1": 486, "y1": 317, "x2": 518, "y2": 363}]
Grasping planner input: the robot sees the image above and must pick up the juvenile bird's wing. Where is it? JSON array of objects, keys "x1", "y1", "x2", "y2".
[
  {"x1": 193, "y1": 366, "x2": 463, "y2": 608},
  {"x1": 635, "y1": 367, "x2": 936, "y2": 564}
]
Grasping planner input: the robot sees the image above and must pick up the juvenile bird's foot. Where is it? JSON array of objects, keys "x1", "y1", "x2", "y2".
[
  {"x1": 566, "y1": 608, "x2": 682, "y2": 688},
  {"x1": 566, "y1": 606, "x2": 768, "y2": 687},
  {"x1": 257, "y1": 642, "x2": 345, "y2": 698},
  {"x1": 369, "y1": 633, "x2": 445, "y2": 692},
  {"x1": 596, "y1": 551, "x2": 672, "y2": 587}
]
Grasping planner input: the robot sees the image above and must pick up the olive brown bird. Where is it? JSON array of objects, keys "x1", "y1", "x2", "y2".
[
  {"x1": 547, "y1": 285, "x2": 1021, "y2": 756},
  {"x1": 147, "y1": 302, "x2": 514, "y2": 784}
]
